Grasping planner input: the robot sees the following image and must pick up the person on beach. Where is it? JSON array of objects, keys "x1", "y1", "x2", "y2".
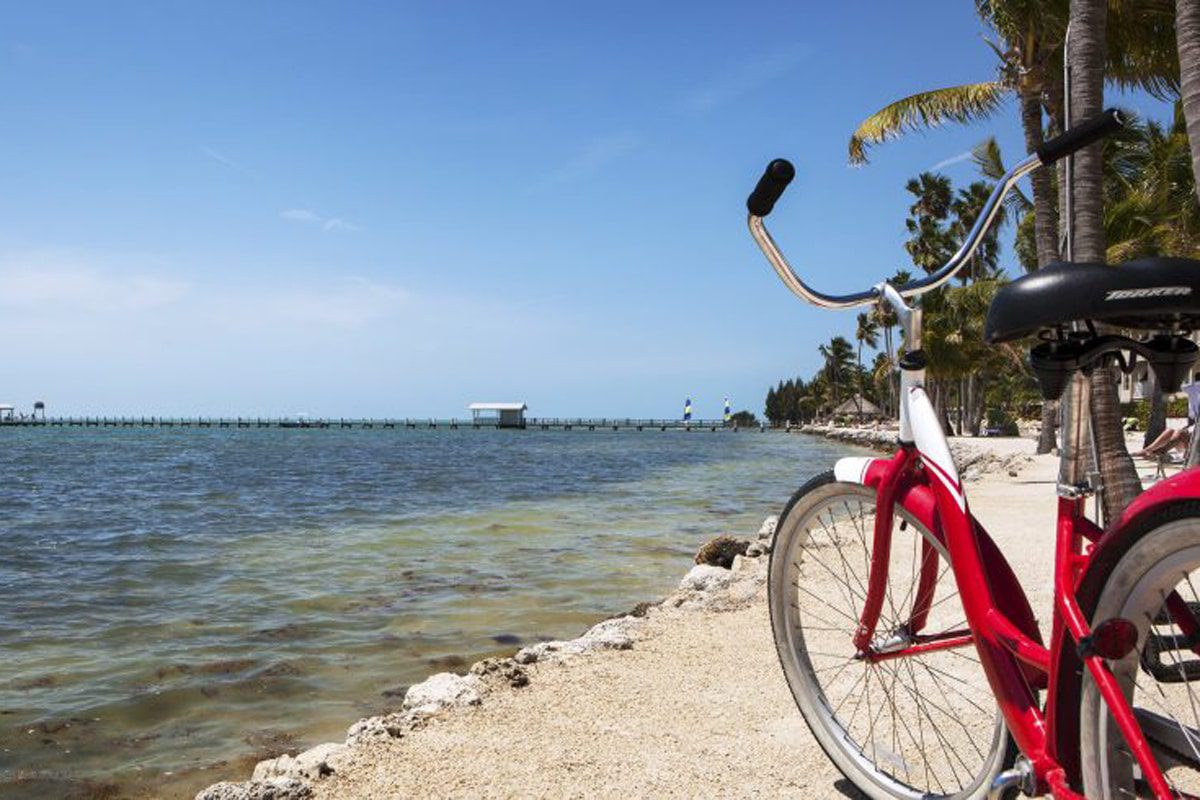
[
  {"x1": 1135, "y1": 380, "x2": 1200, "y2": 458},
  {"x1": 1136, "y1": 424, "x2": 1193, "y2": 458}
]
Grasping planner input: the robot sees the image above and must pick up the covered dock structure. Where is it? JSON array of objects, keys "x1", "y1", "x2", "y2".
[{"x1": 468, "y1": 402, "x2": 528, "y2": 429}]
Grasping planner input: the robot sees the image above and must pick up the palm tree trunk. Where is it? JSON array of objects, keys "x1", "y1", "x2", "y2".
[
  {"x1": 1069, "y1": 0, "x2": 1106, "y2": 264},
  {"x1": 967, "y1": 372, "x2": 983, "y2": 436},
  {"x1": 1144, "y1": 371, "x2": 1166, "y2": 449},
  {"x1": 1070, "y1": 0, "x2": 1141, "y2": 518},
  {"x1": 1019, "y1": 88, "x2": 1062, "y2": 455},
  {"x1": 856, "y1": 342, "x2": 864, "y2": 424},
  {"x1": 1179, "y1": 0, "x2": 1200, "y2": 198},
  {"x1": 1019, "y1": 90, "x2": 1060, "y2": 267},
  {"x1": 1091, "y1": 365, "x2": 1141, "y2": 521},
  {"x1": 1038, "y1": 400, "x2": 1059, "y2": 454},
  {"x1": 883, "y1": 328, "x2": 892, "y2": 419},
  {"x1": 1044, "y1": 68, "x2": 1068, "y2": 256},
  {"x1": 957, "y1": 378, "x2": 965, "y2": 436}
]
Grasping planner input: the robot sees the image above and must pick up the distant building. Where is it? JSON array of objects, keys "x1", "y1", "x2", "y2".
[
  {"x1": 832, "y1": 394, "x2": 883, "y2": 419},
  {"x1": 0, "y1": 404, "x2": 12, "y2": 422},
  {"x1": 1118, "y1": 361, "x2": 1200, "y2": 405},
  {"x1": 468, "y1": 402, "x2": 528, "y2": 429}
]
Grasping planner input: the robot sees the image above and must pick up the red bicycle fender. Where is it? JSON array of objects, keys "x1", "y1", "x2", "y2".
[{"x1": 1116, "y1": 465, "x2": 1200, "y2": 531}]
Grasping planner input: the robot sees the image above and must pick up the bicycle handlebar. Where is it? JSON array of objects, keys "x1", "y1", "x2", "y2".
[
  {"x1": 746, "y1": 159, "x2": 795, "y2": 217},
  {"x1": 1036, "y1": 108, "x2": 1124, "y2": 165},
  {"x1": 747, "y1": 109, "x2": 1126, "y2": 310}
]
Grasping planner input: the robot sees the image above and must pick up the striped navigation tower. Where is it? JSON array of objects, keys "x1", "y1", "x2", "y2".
[
  {"x1": 683, "y1": 397, "x2": 692, "y2": 421},
  {"x1": 724, "y1": 398, "x2": 732, "y2": 423}
]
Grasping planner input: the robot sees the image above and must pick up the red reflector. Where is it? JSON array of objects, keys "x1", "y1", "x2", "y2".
[{"x1": 1079, "y1": 617, "x2": 1139, "y2": 660}]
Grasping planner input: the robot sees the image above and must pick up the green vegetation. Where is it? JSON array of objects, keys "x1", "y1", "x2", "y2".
[
  {"x1": 728, "y1": 410, "x2": 759, "y2": 427},
  {"x1": 764, "y1": 0, "x2": 1199, "y2": 512},
  {"x1": 1121, "y1": 397, "x2": 1191, "y2": 431},
  {"x1": 764, "y1": 158, "x2": 1042, "y2": 432}
]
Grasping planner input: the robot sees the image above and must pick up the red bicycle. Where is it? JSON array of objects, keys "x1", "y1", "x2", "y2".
[{"x1": 749, "y1": 109, "x2": 1200, "y2": 799}]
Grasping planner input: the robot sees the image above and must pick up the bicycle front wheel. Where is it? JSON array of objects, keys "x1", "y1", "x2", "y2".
[
  {"x1": 1078, "y1": 505, "x2": 1200, "y2": 797},
  {"x1": 768, "y1": 471, "x2": 1011, "y2": 799}
]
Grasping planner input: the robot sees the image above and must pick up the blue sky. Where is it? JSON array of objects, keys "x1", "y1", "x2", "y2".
[{"x1": 0, "y1": 2, "x2": 1176, "y2": 418}]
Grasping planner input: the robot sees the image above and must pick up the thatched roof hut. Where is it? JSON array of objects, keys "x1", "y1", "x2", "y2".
[{"x1": 832, "y1": 394, "x2": 883, "y2": 418}]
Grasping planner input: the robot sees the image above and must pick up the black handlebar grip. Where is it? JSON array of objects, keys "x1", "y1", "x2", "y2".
[
  {"x1": 746, "y1": 158, "x2": 796, "y2": 217},
  {"x1": 1036, "y1": 108, "x2": 1125, "y2": 165}
]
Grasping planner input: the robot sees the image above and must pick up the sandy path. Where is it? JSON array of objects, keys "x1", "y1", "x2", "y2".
[
  {"x1": 312, "y1": 435, "x2": 1155, "y2": 800},
  {"x1": 319, "y1": 600, "x2": 841, "y2": 799}
]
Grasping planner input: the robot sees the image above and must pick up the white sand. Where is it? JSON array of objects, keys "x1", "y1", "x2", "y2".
[{"x1": 247, "y1": 434, "x2": 1171, "y2": 799}]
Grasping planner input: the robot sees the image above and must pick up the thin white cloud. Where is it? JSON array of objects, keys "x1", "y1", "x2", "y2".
[
  {"x1": 322, "y1": 217, "x2": 360, "y2": 233},
  {"x1": 541, "y1": 132, "x2": 641, "y2": 187},
  {"x1": 682, "y1": 45, "x2": 809, "y2": 113},
  {"x1": 281, "y1": 209, "x2": 321, "y2": 224},
  {"x1": 199, "y1": 145, "x2": 257, "y2": 180},
  {"x1": 281, "y1": 208, "x2": 361, "y2": 233},
  {"x1": 930, "y1": 150, "x2": 975, "y2": 171}
]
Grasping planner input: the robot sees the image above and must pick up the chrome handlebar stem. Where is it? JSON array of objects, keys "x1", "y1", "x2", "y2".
[{"x1": 747, "y1": 153, "x2": 1042, "y2": 310}]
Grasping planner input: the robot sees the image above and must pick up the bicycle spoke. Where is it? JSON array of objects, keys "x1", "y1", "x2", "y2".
[
  {"x1": 800, "y1": 525, "x2": 867, "y2": 623},
  {"x1": 899, "y1": 657, "x2": 969, "y2": 789},
  {"x1": 816, "y1": 511, "x2": 871, "y2": 601}
]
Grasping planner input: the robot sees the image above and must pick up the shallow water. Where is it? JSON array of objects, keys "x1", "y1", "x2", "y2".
[{"x1": 0, "y1": 428, "x2": 849, "y2": 798}]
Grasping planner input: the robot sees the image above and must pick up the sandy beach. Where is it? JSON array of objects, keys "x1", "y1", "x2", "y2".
[{"x1": 198, "y1": 432, "x2": 1170, "y2": 800}]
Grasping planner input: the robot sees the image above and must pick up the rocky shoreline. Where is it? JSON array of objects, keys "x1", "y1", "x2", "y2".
[
  {"x1": 196, "y1": 516, "x2": 780, "y2": 800},
  {"x1": 799, "y1": 423, "x2": 1035, "y2": 480}
]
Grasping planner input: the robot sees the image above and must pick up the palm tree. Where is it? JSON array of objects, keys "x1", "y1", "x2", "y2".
[
  {"x1": 849, "y1": 1, "x2": 1068, "y2": 267},
  {"x1": 854, "y1": 312, "x2": 880, "y2": 422},
  {"x1": 1069, "y1": 0, "x2": 1143, "y2": 521},
  {"x1": 871, "y1": 352, "x2": 895, "y2": 417},
  {"x1": 924, "y1": 279, "x2": 1015, "y2": 435},
  {"x1": 1178, "y1": 0, "x2": 1200, "y2": 198},
  {"x1": 974, "y1": 134, "x2": 1062, "y2": 451},
  {"x1": 1105, "y1": 107, "x2": 1200, "y2": 261},
  {"x1": 950, "y1": 180, "x2": 1007, "y2": 282},
  {"x1": 850, "y1": 1, "x2": 1176, "y2": 268},
  {"x1": 1069, "y1": 0, "x2": 1107, "y2": 263},
  {"x1": 818, "y1": 336, "x2": 855, "y2": 411},
  {"x1": 874, "y1": 268, "x2": 913, "y2": 419},
  {"x1": 904, "y1": 173, "x2": 957, "y2": 274}
]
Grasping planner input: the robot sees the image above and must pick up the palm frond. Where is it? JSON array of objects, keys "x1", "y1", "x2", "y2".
[
  {"x1": 971, "y1": 136, "x2": 1031, "y2": 214},
  {"x1": 1106, "y1": 0, "x2": 1179, "y2": 101},
  {"x1": 848, "y1": 82, "x2": 1011, "y2": 164}
]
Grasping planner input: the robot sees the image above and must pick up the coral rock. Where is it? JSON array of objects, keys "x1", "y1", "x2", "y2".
[
  {"x1": 694, "y1": 535, "x2": 750, "y2": 568},
  {"x1": 514, "y1": 616, "x2": 643, "y2": 664},
  {"x1": 195, "y1": 777, "x2": 313, "y2": 800},
  {"x1": 679, "y1": 564, "x2": 735, "y2": 593},
  {"x1": 469, "y1": 657, "x2": 530, "y2": 688},
  {"x1": 402, "y1": 672, "x2": 484, "y2": 712},
  {"x1": 251, "y1": 742, "x2": 345, "y2": 783}
]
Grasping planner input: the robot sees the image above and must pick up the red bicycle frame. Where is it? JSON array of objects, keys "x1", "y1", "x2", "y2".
[
  {"x1": 746, "y1": 112, "x2": 1193, "y2": 797},
  {"x1": 842, "y1": 378, "x2": 1200, "y2": 797}
]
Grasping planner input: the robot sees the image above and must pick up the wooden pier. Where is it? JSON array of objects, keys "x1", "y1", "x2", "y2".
[{"x1": 0, "y1": 417, "x2": 764, "y2": 432}]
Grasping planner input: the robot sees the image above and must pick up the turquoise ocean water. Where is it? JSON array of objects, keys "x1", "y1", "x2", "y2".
[{"x1": 0, "y1": 428, "x2": 850, "y2": 798}]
